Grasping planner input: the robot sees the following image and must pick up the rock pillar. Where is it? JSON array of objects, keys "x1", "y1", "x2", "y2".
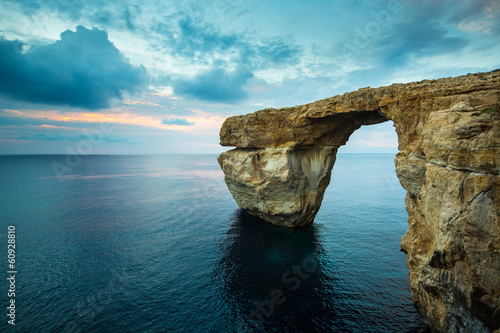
[{"x1": 218, "y1": 146, "x2": 337, "y2": 227}]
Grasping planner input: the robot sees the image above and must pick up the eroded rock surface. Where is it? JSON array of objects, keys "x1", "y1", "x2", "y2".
[
  {"x1": 218, "y1": 146, "x2": 337, "y2": 227},
  {"x1": 218, "y1": 70, "x2": 500, "y2": 332}
]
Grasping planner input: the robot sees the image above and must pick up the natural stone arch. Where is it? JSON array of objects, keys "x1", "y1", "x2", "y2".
[
  {"x1": 218, "y1": 108, "x2": 390, "y2": 227},
  {"x1": 217, "y1": 71, "x2": 500, "y2": 332}
]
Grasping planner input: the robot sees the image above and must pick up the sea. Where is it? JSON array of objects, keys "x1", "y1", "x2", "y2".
[{"x1": 0, "y1": 153, "x2": 430, "y2": 332}]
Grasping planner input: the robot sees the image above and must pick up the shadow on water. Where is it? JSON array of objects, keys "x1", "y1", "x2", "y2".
[
  {"x1": 214, "y1": 209, "x2": 431, "y2": 333},
  {"x1": 214, "y1": 209, "x2": 344, "y2": 332}
]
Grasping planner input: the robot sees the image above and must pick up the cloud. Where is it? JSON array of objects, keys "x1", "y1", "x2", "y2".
[
  {"x1": 378, "y1": 21, "x2": 469, "y2": 67},
  {"x1": 3, "y1": 0, "x2": 142, "y2": 31},
  {"x1": 157, "y1": 15, "x2": 301, "y2": 101},
  {"x1": 337, "y1": 1, "x2": 469, "y2": 69},
  {"x1": 356, "y1": 132, "x2": 398, "y2": 147},
  {"x1": 103, "y1": 134, "x2": 130, "y2": 143},
  {"x1": 448, "y1": 0, "x2": 500, "y2": 34},
  {"x1": 16, "y1": 133, "x2": 65, "y2": 141},
  {"x1": 0, "y1": 25, "x2": 147, "y2": 109},
  {"x1": 172, "y1": 63, "x2": 253, "y2": 103},
  {"x1": 0, "y1": 114, "x2": 94, "y2": 129},
  {"x1": 161, "y1": 117, "x2": 194, "y2": 126},
  {"x1": 5, "y1": 133, "x2": 80, "y2": 141},
  {"x1": 170, "y1": 15, "x2": 239, "y2": 59},
  {"x1": 2, "y1": 132, "x2": 131, "y2": 143},
  {"x1": 154, "y1": 14, "x2": 302, "y2": 70},
  {"x1": 256, "y1": 37, "x2": 302, "y2": 66}
]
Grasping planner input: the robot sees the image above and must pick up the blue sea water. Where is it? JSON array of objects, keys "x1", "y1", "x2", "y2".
[{"x1": 0, "y1": 154, "x2": 429, "y2": 332}]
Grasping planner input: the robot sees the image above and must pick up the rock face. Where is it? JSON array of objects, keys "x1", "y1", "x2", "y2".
[
  {"x1": 218, "y1": 147, "x2": 337, "y2": 227},
  {"x1": 218, "y1": 70, "x2": 500, "y2": 332}
]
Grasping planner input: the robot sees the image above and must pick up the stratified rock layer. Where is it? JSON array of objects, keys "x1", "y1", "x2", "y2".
[{"x1": 218, "y1": 70, "x2": 500, "y2": 332}]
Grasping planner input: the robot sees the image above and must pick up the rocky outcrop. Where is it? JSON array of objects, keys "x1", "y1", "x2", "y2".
[
  {"x1": 217, "y1": 70, "x2": 500, "y2": 332},
  {"x1": 218, "y1": 147, "x2": 337, "y2": 227}
]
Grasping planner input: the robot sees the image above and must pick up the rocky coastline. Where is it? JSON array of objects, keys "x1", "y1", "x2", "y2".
[{"x1": 218, "y1": 70, "x2": 500, "y2": 332}]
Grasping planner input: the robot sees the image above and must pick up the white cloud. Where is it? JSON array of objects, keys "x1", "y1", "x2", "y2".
[{"x1": 356, "y1": 131, "x2": 398, "y2": 147}]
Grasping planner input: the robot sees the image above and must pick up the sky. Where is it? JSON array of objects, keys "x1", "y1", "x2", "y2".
[{"x1": 0, "y1": 0, "x2": 499, "y2": 155}]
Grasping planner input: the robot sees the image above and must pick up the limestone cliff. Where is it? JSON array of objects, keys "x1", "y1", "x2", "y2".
[{"x1": 218, "y1": 70, "x2": 500, "y2": 332}]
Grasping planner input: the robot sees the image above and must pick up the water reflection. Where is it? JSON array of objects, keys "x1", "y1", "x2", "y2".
[{"x1": 215, "y1": 209, "x2": 344, "y2": 332}]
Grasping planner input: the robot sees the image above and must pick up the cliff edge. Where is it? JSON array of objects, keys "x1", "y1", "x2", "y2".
[{"x1": 217, "y1": 70, "x2": 500, "y2": 332}]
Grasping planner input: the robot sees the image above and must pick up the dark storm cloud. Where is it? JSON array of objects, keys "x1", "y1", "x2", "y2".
[
  {"x1": 0, "y1": 25, "x2": 147, "y2": 109},
  {"x1": 172, "y1": 63, "x2": 253, "y2": 103}
]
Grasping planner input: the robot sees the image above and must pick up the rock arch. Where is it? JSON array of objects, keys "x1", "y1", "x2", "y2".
[{"x1": 217, "y1": 71, "x2": 499, "y2": 332}]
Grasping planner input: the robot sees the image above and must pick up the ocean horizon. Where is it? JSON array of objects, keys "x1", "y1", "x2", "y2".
[{"x1": 1, "y1": 153, "x2": 430, "y2": 332}]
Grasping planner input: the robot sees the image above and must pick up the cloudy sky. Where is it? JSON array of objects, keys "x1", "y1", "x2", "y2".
[{"x1": 0, "y1": 0, "x2": 499, "y2": 154}]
